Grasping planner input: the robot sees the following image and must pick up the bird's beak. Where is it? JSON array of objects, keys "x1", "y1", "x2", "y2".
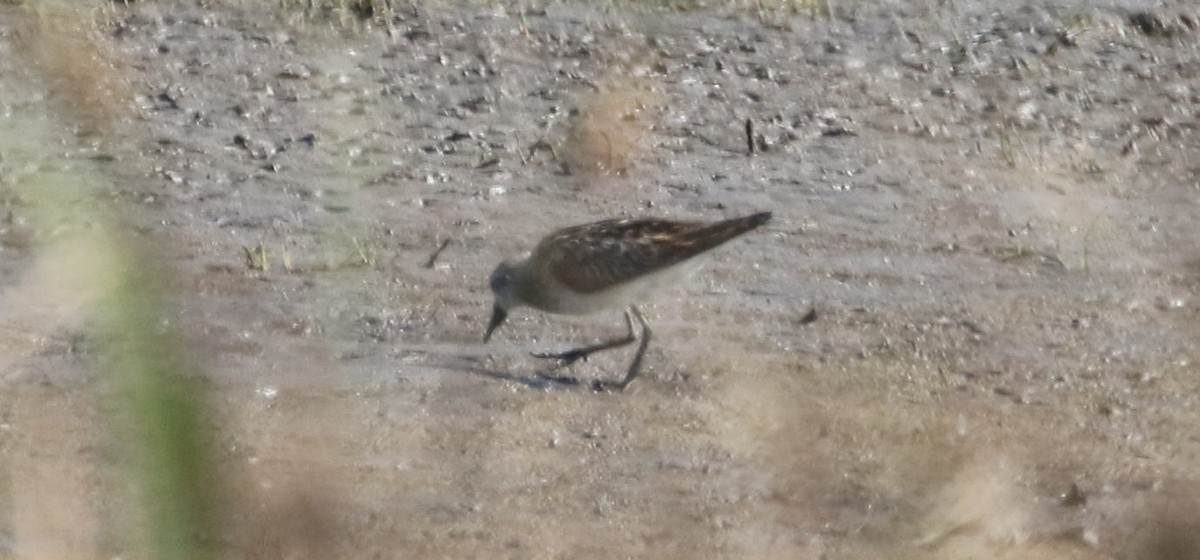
[{"x1": 483, "y1": 304, "x2": 508, "y2": 343}]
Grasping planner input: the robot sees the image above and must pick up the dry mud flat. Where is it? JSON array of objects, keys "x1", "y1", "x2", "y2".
[{"x1": 3, "y1": 0, "x2": 1200, "y2": 558}]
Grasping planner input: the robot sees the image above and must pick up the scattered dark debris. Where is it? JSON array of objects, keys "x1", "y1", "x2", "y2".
[
  {"x1": 745, "y1": 118, "x2": 754, "y2": 156},
  {"x1": 899, "y1": 54, "x2": 930, "y2": 73},
  {"x1": 992, "y1": 386, "x2": 1025, "y2": 403},
  {"x1": 423, "y1": 238, "x2": 451, "y2": 269},
  {"x1": 191, "y1": 110, "x2": 212, "y2": 127},
  {"x1": 930, "y1": 85, "x2": 953, "y2": 98},
  {"x1": 989, "y1": 246, "x2": 1066, "y2": 269},
  {"x1": 349, "y1": 0, "x2": 381, "y2": 21},
  {"x1": 458, "y1": 95, "x2": 491, "y2": 113},
  {"x1": 156, "y1": 90, "x2": 180, "y2": 110},
  {"x1": 160, "y1": 168, "x2": 183, "y2": 184},
  {"x1": 276, "y1": 63, "x2": 312, "y2": 80},
  {"x1": 821, "y1": 126, "x2": 857, "y2": 138},
  {"x1": 1060, "y1": 482, "x2": 1087, "y2": 507},
  {"x1": 360, "y1": 315, "x2": 388, "y2": 342},
  {"x1": 958, "y1": 320, "x2": 984, "y2": 336},
  {"x1": 243, "y1": 244, "x2": 268, "y2": 271},
  {"x1": 402, "y1": 26, "x2": 433, "y2": 42},
  {"x1": 1122, "y1": 137, "x2": 1139, "y2": 156},
  {"x1": 1128, "y1": 9, "x2": 1199, "y2": 37},
  {"x1": 233, "y1": 133, "x2": 277, "y2": 160},
  {"x1": 522, "y1": 139, "x2": 558, "y2": 165},
  {"x1": 930, "y1": 242, "x2": 960, "y2": 253}
]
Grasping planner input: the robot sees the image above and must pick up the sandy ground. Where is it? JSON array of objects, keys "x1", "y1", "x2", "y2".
[{"x1": 3, "y1": 0, "x2": 1200, "y2": 558}]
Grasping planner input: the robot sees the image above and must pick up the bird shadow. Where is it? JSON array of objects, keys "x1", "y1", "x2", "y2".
[
  {"x1": 432, "y1": 358, "x2": 586, "y2": 391},
  {"x1": 470, "y1": 366, "x2": 584, "y2": 390}
]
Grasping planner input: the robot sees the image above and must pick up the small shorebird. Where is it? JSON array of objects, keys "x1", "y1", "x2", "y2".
[{"x1": 484, "y1": 211, "x2": 772, "y2": 391}]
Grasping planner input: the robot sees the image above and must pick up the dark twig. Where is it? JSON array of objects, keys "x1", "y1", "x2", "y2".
[
  {"x1": 423, "y1": 238, "x2": 451, "y2": 269},
  {"x1": 745, "y1": 118, "x2": 755, "y2": 156}
]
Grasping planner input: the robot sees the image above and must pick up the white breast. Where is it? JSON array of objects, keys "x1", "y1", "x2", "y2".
[{"x1": 544, "y1": 257, "x2": 707, "y2": 315}]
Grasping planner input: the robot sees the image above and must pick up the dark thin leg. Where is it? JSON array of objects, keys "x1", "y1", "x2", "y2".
[
  {"x1": 592, "y1": 306, "x2": 652, "y2": 392},
  {"x1": 531, "y1": 311, "x2": 636, "y2": 367}
]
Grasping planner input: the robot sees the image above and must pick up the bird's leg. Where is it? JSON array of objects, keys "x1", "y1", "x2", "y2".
[
  {"x1": 531, "y1": 310, "x2": 636, "y2": 367},
  {"x1": 592, "y1": 305, "x2": 651, "y2": 392}
]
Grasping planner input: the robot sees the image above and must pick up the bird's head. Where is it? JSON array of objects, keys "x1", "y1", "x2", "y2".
[{"x1": 483, "y1": 259, "x2": 520, "y2": 342}]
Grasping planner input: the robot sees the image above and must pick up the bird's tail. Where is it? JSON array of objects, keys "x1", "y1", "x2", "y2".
[
  {"x1": 678, "y1": 211, "x2": 773, "y2": 255},
  {"x1": 742, "y1": 211, "x2": 772, "y2": 229}
]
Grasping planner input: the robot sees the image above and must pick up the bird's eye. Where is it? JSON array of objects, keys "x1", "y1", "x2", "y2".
[{"x1": 489, "y1": 271, "x2": 508, "y2": 291}]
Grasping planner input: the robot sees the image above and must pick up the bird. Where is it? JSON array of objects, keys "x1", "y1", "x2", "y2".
[{"x1": 484, "y1": 211, "x2": 772, "y2": 391}]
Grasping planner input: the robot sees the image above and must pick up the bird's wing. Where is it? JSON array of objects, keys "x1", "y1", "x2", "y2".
[{"x1": 539, "y1": 214, "x2": 770, "y2": 294}]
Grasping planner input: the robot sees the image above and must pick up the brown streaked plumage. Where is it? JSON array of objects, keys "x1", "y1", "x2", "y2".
[{"x1": 484, "y1": 212, "x2": 772, "y2": 391}]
